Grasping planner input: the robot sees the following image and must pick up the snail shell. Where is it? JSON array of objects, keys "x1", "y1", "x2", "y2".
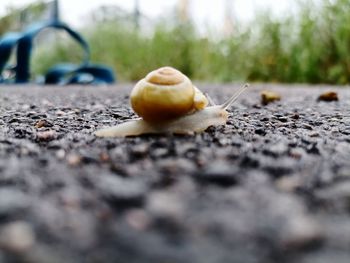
[{"x1": 130, "y1": 66, "x2": 208, "y2": 123}]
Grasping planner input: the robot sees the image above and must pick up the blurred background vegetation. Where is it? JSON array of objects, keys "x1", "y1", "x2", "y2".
[{"x1": 1, "y1": 0, "x2": 350, "y2": 84}]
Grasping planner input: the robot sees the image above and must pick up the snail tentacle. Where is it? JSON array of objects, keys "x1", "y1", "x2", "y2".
[
  {"x1": 221, "y1": 83, "x2": 249, "y2": 110},
  {"x1": 205, "y1": 93, "x2": 217, "y2": 106}
]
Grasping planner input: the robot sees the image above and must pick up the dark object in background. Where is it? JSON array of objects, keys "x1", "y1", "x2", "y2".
[
  {"x1": 317, "y1": 91, "x2": 339, "y2": 102},
  {"x1": 0, "y1": 0, "x2": 115, "y2": 85}
]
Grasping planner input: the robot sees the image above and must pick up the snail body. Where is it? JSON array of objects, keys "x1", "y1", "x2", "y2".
[
  {"x1": 95, "y1": 105, "x2": 228, "y2": 137},
  {"x1": 95, "y1": 67, "x2": 248, "y2": 137}
]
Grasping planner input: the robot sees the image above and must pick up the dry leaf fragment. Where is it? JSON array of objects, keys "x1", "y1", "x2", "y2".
[
  {"x1": 261, "y1": 90, "x2": 281, "y2": 105},
  {"x1": 318, "y1": 91, "x2": 338, "y2": 102}
]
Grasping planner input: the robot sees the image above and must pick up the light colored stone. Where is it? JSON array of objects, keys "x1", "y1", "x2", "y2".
[{"x1": 0, "y1": 221, "x2": 35, "y2": 253}]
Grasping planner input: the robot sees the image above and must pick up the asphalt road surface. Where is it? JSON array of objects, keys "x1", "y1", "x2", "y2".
[{"x1": 0, "y1": 84, "x2": 349, "y2": 263}]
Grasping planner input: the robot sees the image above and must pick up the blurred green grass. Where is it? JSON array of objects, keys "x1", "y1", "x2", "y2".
[{"x1": 32, "y1": 0, "x2": 350, "y2": 84}]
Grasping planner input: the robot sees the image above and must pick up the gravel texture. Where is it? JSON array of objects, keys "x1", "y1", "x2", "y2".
[{"x1": 0, "y1": 84, "x2": 350, "y2": 263}]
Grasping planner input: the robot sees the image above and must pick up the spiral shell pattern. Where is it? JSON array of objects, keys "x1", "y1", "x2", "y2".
[{"x1": 130, "y1": 67, "x2": 208, "y2": 123}]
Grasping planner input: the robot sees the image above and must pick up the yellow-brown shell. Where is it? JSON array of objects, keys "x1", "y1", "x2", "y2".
[{"x1": 130, "y1": 66, "x2": 208, "y2": 123}]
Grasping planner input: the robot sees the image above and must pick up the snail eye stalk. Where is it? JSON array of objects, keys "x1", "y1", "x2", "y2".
[
  {"x1": 220, "y1": 83, "x2": 249, "y2": 110},
  {"x1": 205, "y1": 93, "x2": 217, "y2": 106}
]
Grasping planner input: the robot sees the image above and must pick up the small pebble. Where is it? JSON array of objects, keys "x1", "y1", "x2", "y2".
[
  {"x1": 35, "y1": 119, "x2": 53, "y2": 128},
  {"x1": 309, "y1": 131, "x2": 320, "y2": 137},
  {"x1": 147, "y1": 191, "x2": 184, "y2": 219},
  {"x1": 125, "y1": 209, "x2": 151, "y2": 231},
  {"x1": 255, "y1": 127, "x2": 266, "y2": 136},
  {"x1": 276, "y1": 177, "x2": 302, "y2": 192},
  {"x1": 56, "y1": 149, "x2": 66, "y2": 160},
  {"x1": 99, "y1": 152, "x2": 110, "y2": 162},
  {"x1": 97, "y1": 175, "x2": 147, "y2": 207},
  {"x1": 37, "y1": 130, "x2": 57, "y2": 141},
  {"x1": 55, "y1": 110, "x2": 66, "y2": 116},
  {"x1": 0, "y1": 190, "x2": 29, "y2": 218},
  {"x1": 67, "y1": 154, "x2": 82, "y2": 166},
  {"x1": 263, "y1": 142, "x2": 288, "y2": 157},
  {"x1": 302, "y1": 124, "x2": 313, "y2": 130},
  {"x1": 197, "y1": 160, "x2": 240, "y2": 186},
  {"x1": 281, "y1": 216, "x2": 323, "y2": 249},
  {"x1": 0, "y1": 221, "x2": 35, "y2": 253}
]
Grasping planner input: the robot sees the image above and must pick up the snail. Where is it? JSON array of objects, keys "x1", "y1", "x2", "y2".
[{"x1": 95, "y1": 66, "x2": 249, "y2": 137}]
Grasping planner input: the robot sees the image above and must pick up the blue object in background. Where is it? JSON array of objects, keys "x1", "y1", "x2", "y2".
[{"x1": 0, "y1": 0, "x2": 116, "y2": 85}]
